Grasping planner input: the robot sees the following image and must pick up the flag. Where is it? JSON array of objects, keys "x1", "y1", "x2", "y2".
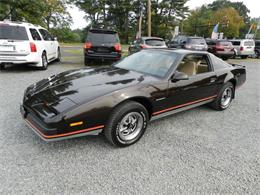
[{"x1": 211, "y1": 23, "x2": 219, "y2": 39}]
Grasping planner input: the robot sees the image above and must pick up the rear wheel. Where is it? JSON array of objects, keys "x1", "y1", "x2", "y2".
[
  {"x1": 104, "y1": 101, "x2": 149, "y2": 147},
  {"x1": 210, "y1": 82, "x2": 234, "y2": 111},
  {"x1": 84, "y1": 57, "x2": 92, "y2": 66},
  {"x1": 255, "y1": 51, "x2": 260, "y2": 59},
  {"x1": 39, "y1": 52, "x2": 48, "y2": 70},
  {"x1": 56, "y1": 48, "x2": 61, "y2": 62},
  {"x1": 241, "y1": 55, "x2": 248, "y2": 59}
]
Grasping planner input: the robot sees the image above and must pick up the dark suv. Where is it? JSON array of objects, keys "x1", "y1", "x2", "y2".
[
  {"x1": 168, "y1": 36, "x2": 208, "y2": 51},
  {"x1": 206, "y1": 39, "x2": 235, "y2": 60},
  {"x1": 84, "y1": 29, "x2": 122, "y2": 65},
  {"x1": 255, "y1": 40, "x2": 260, "y2": 58}
]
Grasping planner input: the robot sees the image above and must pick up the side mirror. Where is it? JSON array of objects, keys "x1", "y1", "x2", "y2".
[{"x1": 171, "y1": 71, "x2": 189, "y2": 82}]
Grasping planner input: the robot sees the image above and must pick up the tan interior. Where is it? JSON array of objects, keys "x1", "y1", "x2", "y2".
[{"x1": 177, "y1": 59, "x2": 209, "y2": 76}]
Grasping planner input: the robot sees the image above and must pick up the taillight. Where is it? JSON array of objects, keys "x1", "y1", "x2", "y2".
[
  {"x1": 240, "y1": 46, "x2": 244, "y2": 51},
  {"x1": 140, "y1": 44, "x2": 147, "y2": 49},
  {"x1": 84, "y1": 42, "x2": 92, "y2": 49},
  {"x1": 215, "y1": 44, "x2": 224, "y2": 51},
  {"x1": 30, "y1": 42, "x2": 37, "y2": 52},
  {"x1": 114, "y1": 43, "x2": 121, "y2": 52}
]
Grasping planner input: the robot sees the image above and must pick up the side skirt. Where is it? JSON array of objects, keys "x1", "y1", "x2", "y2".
[{"x1": 150, "y1": 99, "x2": 214, "y2": 121}]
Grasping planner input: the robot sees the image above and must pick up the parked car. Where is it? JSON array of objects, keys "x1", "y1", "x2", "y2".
[
  {"x1": 206, "y1": 39, "x2": 235, "y2": 60},
  {"x1": 0, "y1": 21, "x2": 60, "y2": 70},
  {"x1": 168, "y1": 36, "x2": 208, "y2": 51},
  {"x1": 230, "y1": 39, "x2": 255, "y2": 59},
  {"x1": 128, "y1": 37, "x2": 167, "y2": 54},
  {"x1": 21, "y1": 49, "x2": 246, "y2": 147},
  {"x1": 84, "y1": 29, "x2": 121, "y2": 65},
  {"x1": 254, "y1": 40, "x2": 260, "y2": 58}
]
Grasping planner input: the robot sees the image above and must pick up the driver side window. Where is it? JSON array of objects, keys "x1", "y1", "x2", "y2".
[{"x1": 176, "y1": 54, "x2": 211, "y2": 76}]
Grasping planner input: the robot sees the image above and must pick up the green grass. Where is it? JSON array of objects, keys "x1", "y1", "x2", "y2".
[{"x1": 65, "y1": 49, "x2": 83, "y2": 55}]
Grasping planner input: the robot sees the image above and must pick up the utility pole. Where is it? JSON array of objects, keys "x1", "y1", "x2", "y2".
[{"x1": 147, "y1": 0, "x2": 151, "y2": 37}]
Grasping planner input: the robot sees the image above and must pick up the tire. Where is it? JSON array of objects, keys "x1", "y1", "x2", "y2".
[
  {"x1": 39, "y1": 52, "x2": 48, "y2": 70},
  {"x1": 104, "y1": 101, "x2": 149, "y2": 147},
  {"x1": 0, "y1": 64, "x2": 5, "y2": 70},
  {"x1": 255, "y1": 51, "x2": 260, "y2": 59},
  {"x1": 210, "y1": 82, "x2": 234, "y2": 111},
  {"x1": 55, "y1": 48, "x2": 61, "y2": 62},
  {"x1": 241, "y1": 55, "x2": 248, "y2": 59},
  {"x1": 222, "y1": 57, "x2": 228, "y2": 61},
  {"x1": 84, "y1": 57, "x2": 91, "y2": 66}
]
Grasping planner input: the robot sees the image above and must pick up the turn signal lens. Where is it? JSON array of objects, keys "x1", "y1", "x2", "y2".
[
  {"x1": 30, "y1": 42, "x2": 37, "y2": 52},
  {"x1": 70, "y1": 121, "x2": 83, "y2": 127},
  {"x1": 84, "y1": 42, "x2": 92, "y2": 49}
]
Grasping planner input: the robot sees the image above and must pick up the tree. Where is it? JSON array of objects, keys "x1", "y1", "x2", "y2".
[
  {"x1": 42, "y1": 0, "x2": 72, "y2": 30},
  {"x1": 210, "y1": 7, "x2": 245, "y2": 38},
  {"x1": 70, "y1": 0, "x2": 189, "y2": 43},
  {"x1": 208, "y1": 0, "x2": 250, "y2": 23},
  {"x1": 0, "y1": 0, "x2": 71, "y2": 29}
]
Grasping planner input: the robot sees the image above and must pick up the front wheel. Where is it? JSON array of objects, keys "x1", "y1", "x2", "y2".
[
  {"x1": 241, "y1": 55, "x2": 248, "y2": 59},
  {"x1": 104, "y1": 101, "x2": 149, "y2": 147},
  {"x1": 210, "y1": 82, "x2": 234, "y2": 111}
]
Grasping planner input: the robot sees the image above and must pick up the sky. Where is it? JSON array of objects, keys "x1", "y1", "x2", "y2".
[{"x1": 68, "y1": 0, "x2": 259, "y2": 30}]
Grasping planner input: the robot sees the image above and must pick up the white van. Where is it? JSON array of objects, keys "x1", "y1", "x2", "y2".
[
  {"x1": 0, "y1": 21, "x2": 60, "y2": 70},
  {"x1": 230, "y1": 39, "x2": 255, "y2": 59}
]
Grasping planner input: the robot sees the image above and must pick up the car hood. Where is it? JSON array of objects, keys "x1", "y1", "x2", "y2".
[{"x1": 25, "y1": 66, "x2": 156, "y2": 107}]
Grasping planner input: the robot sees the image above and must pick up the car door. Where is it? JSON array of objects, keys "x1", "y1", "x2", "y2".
[
  {"x1": 38, "y1": 29, "x2": 55, "y2": 60},
  {"x1": 165, "y1": 54, "x2": 218, "y2": 110}
]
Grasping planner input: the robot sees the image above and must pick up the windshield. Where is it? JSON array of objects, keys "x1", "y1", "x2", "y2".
[
  {"x1": 0, "y1": 25, "x2": 28, "y2": 40},
  {"x1": 145, "y1": 39, "x2": 165, "y2": 46},
  {"x1": 114, "y1": 50, "x2": 178, "y2": 77}
]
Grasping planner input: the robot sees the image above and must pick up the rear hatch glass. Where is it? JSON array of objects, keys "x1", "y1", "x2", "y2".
[
  {"x1": 0, "y1": 25, "x2": 28, "y2": 40},
  {"x1": 145, "y1": 39, "x2": 165, "y2": 46},
  {"x1": 219, "y1": 41, "x2": 233, "y2": 48},
  {"x1": 188, "y1": 38, "x2": 206, "y2": 45},
  {"x1": 87, "y1": 31, "x2": 119, "y2": 44},
  {"x1": 244, "y1": 41, "x2": 254, "y2": 47}
]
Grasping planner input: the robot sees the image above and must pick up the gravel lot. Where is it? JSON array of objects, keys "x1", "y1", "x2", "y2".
[{"x1": 0, "y1": 46, "x2": 259, "y2": 194}]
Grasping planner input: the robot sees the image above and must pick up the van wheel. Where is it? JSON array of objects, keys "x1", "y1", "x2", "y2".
[
  {"x1": 0, "y1": 64, "x2": 5, "y2": 70},
  {"x1": 40, "y1": 52, "x2": 48, "y2": 70},
  {"x1": 241, "y1": 56, "x2": 248, "y2": 59},
  {"x1": 56, "y1": 48, "x2": 61, "y2": 62}
]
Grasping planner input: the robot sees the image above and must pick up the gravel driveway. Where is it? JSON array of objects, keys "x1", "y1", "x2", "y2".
[{"x1": 0, "y1": 46, "x2": 259, "y2": 194}]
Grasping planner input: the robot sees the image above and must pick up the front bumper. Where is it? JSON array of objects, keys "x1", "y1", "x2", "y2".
[{"x1": 20, "y1": 104, "x2": 104, "y2": 141}]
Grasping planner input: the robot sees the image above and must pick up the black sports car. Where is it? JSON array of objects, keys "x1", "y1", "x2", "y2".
[{"x1": 20, "y1": 49, "x2": 246, "y2": 147}]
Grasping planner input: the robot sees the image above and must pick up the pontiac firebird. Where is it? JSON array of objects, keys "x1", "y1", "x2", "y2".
[{"x1": 20, "y1": 49, "x2": 246, "y2": 147}]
